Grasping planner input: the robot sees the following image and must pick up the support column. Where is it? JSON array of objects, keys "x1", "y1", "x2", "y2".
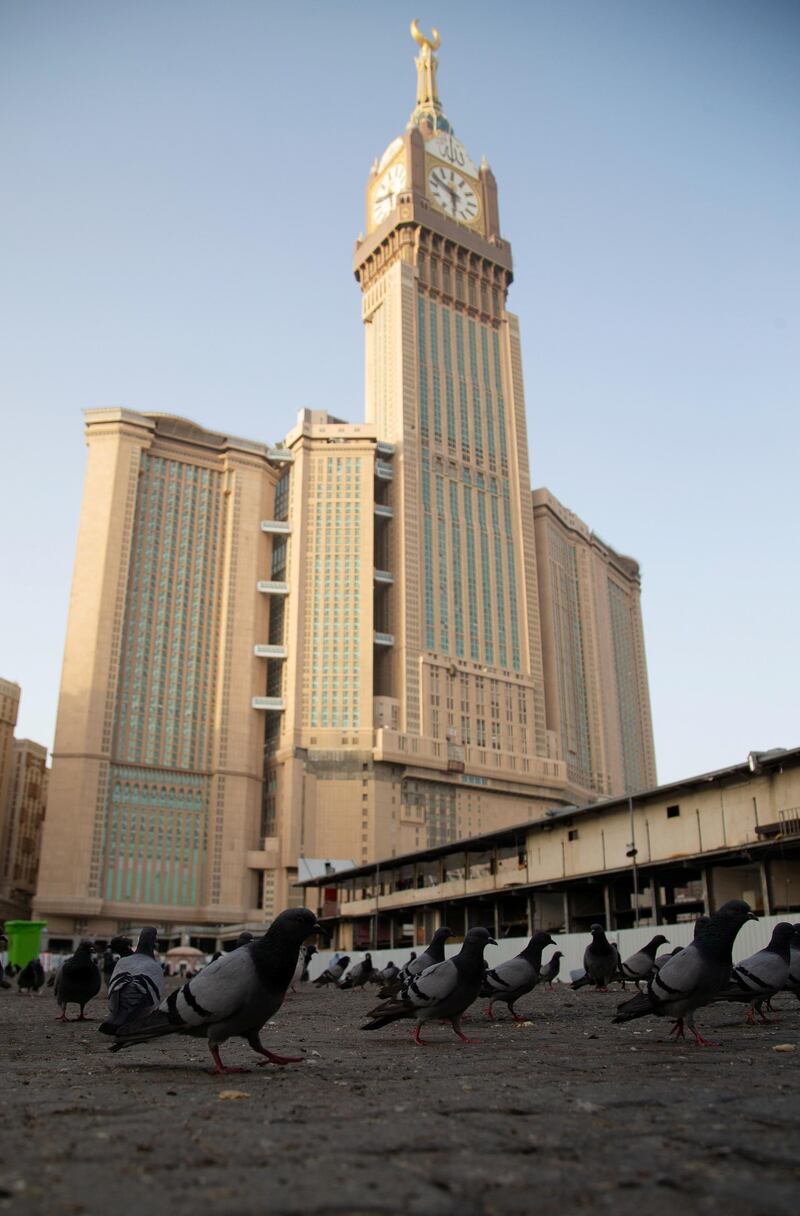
[
  {"x1": 700, "y1": 867, "x2": 713, "y2": 915},
  {"x1": 493, "y1": 899, "x2": 501, "y2": 940},
  {"x1": 759, "y1": 861, "x2": 771, "y2": 916},
  {"x1": 527, "y1": 894, "x2": 535, "y2": 935},
  {"x1": 650, "y1": 878, "x2": 661, "y2": 926},
  {"x1": 562, "y1": 891, "x2": 571, "y2": 933},
  {"x1": 603, "y1": 884, "x2": 613, "y2": 930}
]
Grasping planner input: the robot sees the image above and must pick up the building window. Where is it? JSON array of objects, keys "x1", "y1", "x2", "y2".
[
  {"x1": 666, "y1": 804, "x2": 680, "y2": 819},
  {"x1": 568, "y1": 828, "x2": 579, "y2": 841}
]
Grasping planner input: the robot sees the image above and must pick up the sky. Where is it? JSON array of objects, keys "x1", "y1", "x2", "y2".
[{"x1": 0, "y1": 0, "x2": 797, "y2": 785}]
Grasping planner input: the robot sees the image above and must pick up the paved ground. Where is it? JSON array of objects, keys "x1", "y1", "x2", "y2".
[{"x1": 1, "y1": 978, "x2": 798, "y2": 1216}]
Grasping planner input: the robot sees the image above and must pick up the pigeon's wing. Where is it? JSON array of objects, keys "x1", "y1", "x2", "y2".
[
  {"x1": 404, "y1": 959, "x2": 458, "y2": 1009},
  {"x1": 730, "y1": 950, "x2": 789, "y2": 995},
  {"x1": 621, "y1": 950, "x2": 651, "y2": 979},
  {"x1": 647, "y1": 945, "x2": 708, "y2": 1008},
  {"x1": 484, "y1": 957, "x2": 534, "y2": 994},
  {"x1": 166, "y1": 951, "x2": 257, "y2": 1028}
]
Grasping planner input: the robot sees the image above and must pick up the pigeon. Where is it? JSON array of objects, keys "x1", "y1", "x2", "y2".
[
  {"x1": 613, "y1": 899, "x2": 756, "y2": 1046},
  {"x1": 378, "y1": 928, "x2": 453, "y2": 997},
  {"x1": 54, "y1": 941, "x2": 102, "y2": 1021},
  {"x1": 290, "y1": 944, "x2": 317, "y2": 991},
  {"x1": 339, "y1": 953, "x2": 374, "y2": 990},
  {"x1": 376, "y1": 961, "x2": 400, "y2": 987},
  {"x1": 362, "y1": 926, "x2": 497, "y2": 1045},
  {"x1": 785, "y1": 924, "x2": 800, "y2": 1000},
  {"x1": 102, "y1": 936, "x2": 133, "y2": 988},
  {"x1": 209, "y1": 930, "x2": 254, "y2": 963},
  {"x1": 17, "y1": 959, "x2": 45, "y2": 994},
  {"x1": 620, "y1": 934, "x2": 670, "y2": 989},
  {"x1": 0, "y1": 932, "x2": 9, "y2": 990},
  {"x1": 713, "y1": 921, "x2": 793, "y2": 1024},
  {"x1": 98, "y1": 927, "x2": 164, "y2": 1035},
  {"x1": 571, "y1": 925, "x2": 620, "y2": 991},
  {"x1": 313, "y1": 954, "x2": 351, "y2": 986},
  {"x1": 539, "y1": 950, "x2": 564, "y2": 988},
  {"x1": 108, "y1": 908, "x2": 321, "y2": 1073},
  {"x1": 481, "y1": 932, "x2": 556, "y2": 1020}
]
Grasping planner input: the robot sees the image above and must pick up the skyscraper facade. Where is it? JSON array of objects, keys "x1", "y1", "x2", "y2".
[{"x1": 35, "y1": 29, "x2": 656, "y2": 942}]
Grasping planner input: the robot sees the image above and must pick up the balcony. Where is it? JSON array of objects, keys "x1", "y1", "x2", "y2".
[
  {"x1": 376, "y1": 440, "x2": 395, "y2": 458},
  {"x1": 257, "y1": 581, "x2": 289, "y2": 595},
  {"x1": 375, "y1": 460, "x2": 393, "y2": 481},
  {"x1": 254, "y1": 645, "x2": 288, "y2": 659},
  {"x1": 261, "y1": 520, "x2": 291, "y2": 534},
  {"x1": 374, "y1": 503, "x2": 393, "y2": 520},
  {"x1": 252, "y1": 697, "x2": 285, "y2": 711},
  {"x1": 374, "y1": 569, "x2": 394, "y2": 585},
  {"x1": 266, "y1": 448, "x2": 294, "y2": 464},
  {"x1": 374, "y1": 632, "x2": 395, "y2": 647}
]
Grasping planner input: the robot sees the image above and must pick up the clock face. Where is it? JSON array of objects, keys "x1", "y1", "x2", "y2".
[
  {"x1": 427, "y1": 165, "x2": 480, "y2": 224},
  {"x1": 372, "y1": 162, "x2": 407, "y2": 225}
]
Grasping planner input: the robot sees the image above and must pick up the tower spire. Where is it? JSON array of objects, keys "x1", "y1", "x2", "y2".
[{"x1": 409, "y1": 19, "x2": 451, "y2": 134}]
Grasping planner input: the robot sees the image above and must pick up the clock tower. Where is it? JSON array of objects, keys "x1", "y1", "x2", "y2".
[{"x1": 355, "y1": 23, "x2": 550, "y2": 765}]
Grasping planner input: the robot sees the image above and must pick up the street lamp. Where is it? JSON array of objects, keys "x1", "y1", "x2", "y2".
[{"x1": 627, "y1": 794, "x2": 640, "y2": 928}]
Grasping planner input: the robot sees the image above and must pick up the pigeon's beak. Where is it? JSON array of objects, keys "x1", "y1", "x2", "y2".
[
  {"x1": 747, "y1": 912, "x2": 759, "y2": 921},
  {"x1": 488, "y1": 937, "x2": 498, "y2": 946}
]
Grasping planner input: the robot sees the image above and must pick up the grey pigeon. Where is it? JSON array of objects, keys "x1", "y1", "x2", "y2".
[
  {"x1": 376, "y1": 961, "x2": 400, "y2": 987},
  {"x1": 620, "y1": 934, "x2": 669, "y2": 988},
  {"x1": 54, "y1": 941, "x2": 102, "y2": 1021},
  {"x1": 314, "y1": 954, "x2": 351, "y2": 986},
  {"x1": 714, "y1": 921, "x2": 793, "y2": 1024},
  {"x1": 571, "y1": 925, "x2": 620, "y2": 991},
  {"x1": 378, "y1": 928, "x2": 453, "y2": 998},
  {"x1": 109, "y1": 908, "x2": 321, "y2": 1073},
  {"x1": 539, "y1": 950, "x2": 563, "y2": 988},
  {"x1": 17, "y1": 959, "x2": 45, "y2": 994},
  {"x1": 613, "y1": 899, "x2": 756, "y2": 1046},
  {"x1": 340, "y1": 952, "x2": 374, "y2": 989},
  {"x1": 362, "y1": 926, "x2": 497, "y2": 1044},
  {"x1": 481, "y1": 932, "x2": 555, "y2": 1020},
  {"x1": 0, "y1": 932, "x2": 9, "y2": 989},
  {"x1": 99, "y1": 927, "x2": 163, "y2": 1035}
]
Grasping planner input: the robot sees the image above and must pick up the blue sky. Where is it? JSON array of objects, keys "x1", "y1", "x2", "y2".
[{"x1": 1, "y1": 0, "x2": 797, "y2": 784}]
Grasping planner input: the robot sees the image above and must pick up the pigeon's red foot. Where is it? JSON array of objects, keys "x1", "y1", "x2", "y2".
[
  {"x1": 413, "y1": 1025, "x2": 428, "y2": 1046},
  {"x1": 511, "y1": 1011, "x2": 528, "y2": 1023},
  {"x1": 209, "y1": 1046, "x2": 250, "y2": 1074},
  {"x1": 668, "y1": 1019, "x2": 686, "y2": 1040},
  {"x1": 76, "y1": 1013, "x2": 94, "y2": 1021},
  {"x1": 691, "y1": 1031, "x2": 719, "y2": 1048},
  {"x1": 54, "y1": 1013, "x2": 70, "y2": 1022},
  {"x1": 255, "y1": 1050, "x2": 303, "y2": 1066},
  {"x1": 485, "y1": 1005, "x2": 495, "y2": 1019}
]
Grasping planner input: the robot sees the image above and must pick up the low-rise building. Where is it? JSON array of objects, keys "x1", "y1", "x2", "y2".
[{"x1": 298, "y1": 747, "x2": 800, "y2": 950}]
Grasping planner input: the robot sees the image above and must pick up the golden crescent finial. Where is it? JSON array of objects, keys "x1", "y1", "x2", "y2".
[{"x1": 410, "y1": 19, "x2": 441, "y2": 52}]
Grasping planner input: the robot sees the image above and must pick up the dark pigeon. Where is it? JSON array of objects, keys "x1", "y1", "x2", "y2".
[
  {"x1": 362, "y1": 926, "x2": 497, "y2": 1045},
  {"x1": 620, "y1": 934, "x2": 669, "y2": 988},
  {"x1": 99, "y1": 927, "x2": 164, "y2": 1035},
  {"x1": 109, "y1": 908, "x2": 321, "y2": 1073},
  {"x1": 481, "y1": 932, "x2": 555, "y2": 1020},
  {"x1": 102, "y1": 936, "x2": 133, "y2": 988},
  {"x1": 785, "y1": 924, "x2": 800, "y2": 1001},
  {"x1": 378, "y1": 928, "x2": 453, "y2": 998},
  {"x1": 54, "y1": 941, "x2": 102, "y2": 1021},
  {"x1": 539, "y1": 950, "x2": 564, "y2": 988},
  {"x1": 340, "y1": 953, "x2": 374, "y2": 990},
  {"x1": 613, "y1": 899, "x2": 756, "y2": 1046},
  {"x1": 714, "y1": 921, "x2": 793, "y2": 1023},
  {"x1": 17, "y1": 959, "x2": 45, "y2": 994},
  {"x1": 314, "y1": 954, "x2": 351, "y2": 986},
  {"x1": 571, "y1": 925, "x2": 620, "y2": 991}
]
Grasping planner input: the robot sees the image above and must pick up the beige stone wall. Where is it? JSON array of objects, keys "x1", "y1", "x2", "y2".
[{"x1": 0, "y1": 739, "x2": 48, "y2": 912}]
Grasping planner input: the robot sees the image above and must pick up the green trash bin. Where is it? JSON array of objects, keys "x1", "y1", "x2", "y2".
[{"x1": 4, "y1": 920, "x2": 47, "y2": 969}]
